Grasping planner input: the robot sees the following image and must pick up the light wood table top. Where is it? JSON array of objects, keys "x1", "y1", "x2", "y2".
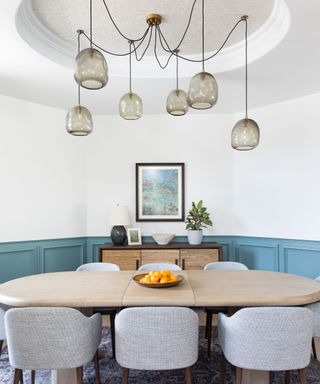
[
  {"x1": 0, "y1": 270, "x2": 320, "y2": 308},
  {"x1": 122, "y1": 271, "x2": 194, "y2": 306},
  {"x1": 188, "y1": 270, "x2": 320, "y2": 306}
]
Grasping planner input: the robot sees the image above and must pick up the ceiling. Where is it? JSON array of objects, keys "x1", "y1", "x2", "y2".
[{"x1": 0, "y1": 1, "x2": 320, "y2": 115}]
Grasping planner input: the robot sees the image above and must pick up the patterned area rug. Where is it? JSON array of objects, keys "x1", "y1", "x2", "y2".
[{"x1": 1, "y1": 327, "x2": 320, "y2": 383}]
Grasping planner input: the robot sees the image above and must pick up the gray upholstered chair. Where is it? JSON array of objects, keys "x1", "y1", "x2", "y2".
[
  {"x1": 115, "y1": 307, "x2": 198, "y2": 383},
  {"x1": 5, "y1": 307, "x2": 101, "y2": 384},
  {"x1": 76, "y1": 262, "x2": 120, "y2": 358},
  {"x1": 306, "y1": 274, "x2": 320, "y2": 359},
  {"x1": 76, "y1": 262, "x2": 120, "y2": 272},
  {"x1": 138, "y1": 262, "x2": 182, "y2": 271},
  {"x1": 204, "y1": 261, "x2": 249, "y2": 357},
  {"x1": 218, "y1": 307, "x2": 313, "y2": 384}
]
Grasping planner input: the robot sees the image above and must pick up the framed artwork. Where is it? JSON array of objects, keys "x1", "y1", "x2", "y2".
[
  {"x1": 127, "y1": 228, "x2": 142, "y2": 245},
  {"x1": 136, "y1": 163, "x2": 185, "y2": 222}
]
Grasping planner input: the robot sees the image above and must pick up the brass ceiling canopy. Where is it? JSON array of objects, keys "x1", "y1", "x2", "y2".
[{"x1": 146, "y1": 13, "x2": 162, "y2": 26}]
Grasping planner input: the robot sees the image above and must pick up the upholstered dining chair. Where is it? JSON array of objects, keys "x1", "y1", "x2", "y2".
[
  {"x1": 115, "y1": 307, "x2": 198, "y2": 383},
  {"x1": 204, "y1": 261, "x2": 249, "y2": 357},
  {"x1": 76, "y1": 262, "x2": 120, "y2": 358},
  {"x1": 0, "y1": 304, "x2": 9, "y2": 357},
  {"x1": 218, "y1": 307, "x2": 313, "y2": 384},
  {"x1": 138, "y1": 262, "x2": 182, "y2": 271},
  {"x1": 306, "y1": 274, "x2": 320, "y2": 359},
  {"x1": 5, "y1": 307, "x2": 101, "y2": 384}
]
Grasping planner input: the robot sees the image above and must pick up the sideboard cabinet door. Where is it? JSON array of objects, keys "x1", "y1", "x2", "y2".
[
  {"x1": 180, "y1": 249, "x2": 220, "y2": 270},
  {"x1": 141, "y1": 250, "x2": 180, "y2": 267},
  {"x1": 101, "y1": 250, "x2": 141, "y2": 270}
]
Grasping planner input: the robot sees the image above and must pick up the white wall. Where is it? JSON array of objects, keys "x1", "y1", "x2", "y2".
[
  {"x1": 233, "y1": 93, "x2": 320, "y2": 240},
  {"x1": 85, "y1": 113, "x2": 235, "y2": 237},
  {"x1": 0, "y1": 95, "x2": 87, "y2": 242}
]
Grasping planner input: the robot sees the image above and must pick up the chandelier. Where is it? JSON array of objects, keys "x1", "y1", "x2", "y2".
[{"x1": 66, "y1": 0, "x2": 260, "y2": 150}]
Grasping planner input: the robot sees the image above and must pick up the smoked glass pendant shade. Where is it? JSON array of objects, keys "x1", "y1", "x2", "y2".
[
  {"x1": 166, "y1": 89, "x2": 188, "y2": 116},
  {"x1": 119, "y1": 92, "x2": 143, "y2": 120},
  {"x1": 187, "y1": 71, "x2": 218, "y2": 109},
  {"x1": 231, "y1": 118, "x2": 260, "y2": 150},
  {"x1": 75, "y1": 48, "x2": 108, "y2": 90},
  {"x1": 66, "y1": 105, "x2": 93, "y2": 136}
]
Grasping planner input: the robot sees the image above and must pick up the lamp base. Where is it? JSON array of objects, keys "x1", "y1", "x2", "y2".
[{"x1": 111, "y1": 225, "x2": 127, "y2": 246}]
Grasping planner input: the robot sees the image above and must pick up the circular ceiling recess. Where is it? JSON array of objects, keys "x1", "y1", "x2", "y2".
[{"x1": 16, "y1": 0, "x2": 290, "y2": 78}]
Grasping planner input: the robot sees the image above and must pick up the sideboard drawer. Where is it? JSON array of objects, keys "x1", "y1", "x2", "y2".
[
  {"x1": 181, "y1": 249, "x2": 220, "y2": 270},
  {"x1": 101, "y1": 250, "x2": 141, "y2": 270},
  {"x1": 141, "y1": 250, "x2": 180, "y2": 266}
]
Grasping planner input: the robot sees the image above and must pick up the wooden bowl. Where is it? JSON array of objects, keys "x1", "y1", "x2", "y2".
[{"x1": 133, "y1": 273, "x2": 184, "y2": 288}]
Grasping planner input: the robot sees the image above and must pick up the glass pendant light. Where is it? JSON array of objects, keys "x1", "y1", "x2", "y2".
[
  {"x1": 67, "y1": 32, "x2": 93, "y2": 136},
  {"x1": 119, "y1": 41, "x2": 143, "y2": 120},
  {"x1": 231, "y1": 16, "x2": 260, "y2": 150},
  {"x1": 187, "y1": 0, "x2": 218, "y2": 109},
  {"x1": 166, "y1": 50, "x2": 188, "y2": 116},
  {"x1": 74, "y1": 1, "x2": 108, "y2": 90}
]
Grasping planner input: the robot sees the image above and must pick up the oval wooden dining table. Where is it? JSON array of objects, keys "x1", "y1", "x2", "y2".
[{"x1": 1, "y1": 270, "x2": 320, "y2": 384}]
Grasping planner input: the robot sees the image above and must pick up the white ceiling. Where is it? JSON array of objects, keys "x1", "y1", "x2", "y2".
[{"x1": 0, "y1": 1, "x2": 320, "y2": 115}]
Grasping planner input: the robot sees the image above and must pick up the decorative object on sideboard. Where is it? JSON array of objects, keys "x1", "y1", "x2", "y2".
[
  {"x1": 185, "y1": 200, "x2": 213, "y2": 245},
  {"x1": 108, "y1": 205, "x2": 130, "y2": 246},
  {"x1": 136, "y1": 163, "x2": 185, "y2": 222},
  {"x1": 152, "y1": 233, "x2": 175, "y2": 245},
  {"x1": 127, "y1": 228, "x2": 142, "y2": 246},
  {"x1": 231, "y1": 16, "x2": 260, "y2": 151}
]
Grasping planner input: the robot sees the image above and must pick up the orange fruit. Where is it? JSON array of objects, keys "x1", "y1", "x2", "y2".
[
  {"x1": 161, "y1": 270, "x2": 171, "y2": 277},
  {"x1": 143, "y1": 275, "x2": 151, "y2": 283},
  {"x1": 169, "y1": 275, "x2": 178, "y2": 282},
  {"x1": 151, "y1": 272, "x2": 161, "y2": 283},
  {"x1": 160, "y1": 276, "x2": 169, "y2": 284},
  {"x1": 148, "y1": 271, "x2": 155, "y2": 276}
]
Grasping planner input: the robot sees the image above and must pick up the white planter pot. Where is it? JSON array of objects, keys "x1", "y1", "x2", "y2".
[{"x1": 187, "y1": 229, "x2": 203, "y2": 245}]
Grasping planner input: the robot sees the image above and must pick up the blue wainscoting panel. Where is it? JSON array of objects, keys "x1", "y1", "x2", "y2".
[
  {"x1": 282, "y1": 244, "x2": 320, "y2": 279},
  {"x1": 39, "y1": 239, "x2": 86, "y2": 273},
  {"x1": 86, "y1": 237, "x2": 110, "y2": 263},
  {"x1": 0, "y1": 244, "x2": 37, "y2": 283},
  {"x1": 235, "y1": 239, "x2": 279, "y2": 271}
]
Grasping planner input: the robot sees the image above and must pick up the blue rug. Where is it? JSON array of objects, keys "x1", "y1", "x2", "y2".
[{"x1": 0, "y1": 327, "x2": 319, "y2": 383}]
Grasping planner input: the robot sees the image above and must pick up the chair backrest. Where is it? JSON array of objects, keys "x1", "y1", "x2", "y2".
[
  {"x1": 138, "y1": 263, "x2": 182, "y2": 272},
  {"x1": 218, "y1": 307, "x2": 313, "y2": 371},
  {"x1": 115, "y1": 307, "x2": 198, "y2": 370},
  {"x1": 204, "y1": 261, "x2": 248, "y2": 271},
  {"x1": 76, "y1": 262, "x2": 120, "y2": 271},
  {"x1": 5, "y1": 307, "x2": 101, "y2": 370},
  {"x1": 315, "y1": 275, "x2": 320, "y2": 282}
]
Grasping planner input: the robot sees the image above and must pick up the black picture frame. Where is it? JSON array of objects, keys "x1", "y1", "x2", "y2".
[{"x1": 136, "y1": 163, "x2": 185, "y2": 222}]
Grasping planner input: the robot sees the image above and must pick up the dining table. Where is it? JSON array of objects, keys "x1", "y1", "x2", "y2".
[{"x1": 1, "y1": 269, "x2": 320, "y2": 384}]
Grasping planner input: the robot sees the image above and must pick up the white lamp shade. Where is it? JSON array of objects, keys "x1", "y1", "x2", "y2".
[{"x1": 108, "y1": 205, "x2": 130, "y2": 226}]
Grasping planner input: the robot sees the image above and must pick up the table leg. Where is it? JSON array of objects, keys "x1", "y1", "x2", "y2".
[
  {"x1": 242, "y1": 369, "x2": 269, "y2": 384},
  {"x1": 51, "y1": 369, "x2": 77, "y2": 384}
]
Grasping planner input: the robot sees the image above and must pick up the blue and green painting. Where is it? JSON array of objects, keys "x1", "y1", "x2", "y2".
[{"x1": 142, "y1": 168, "x2": 179, "y2": 216}]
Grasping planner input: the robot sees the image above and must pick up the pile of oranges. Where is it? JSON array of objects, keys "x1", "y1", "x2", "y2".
[{"x1": 139, "y1": 270, "x2": 179, "y2": 284}]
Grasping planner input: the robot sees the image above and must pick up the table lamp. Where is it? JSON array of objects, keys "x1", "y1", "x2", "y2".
[{"x1": 108, "y1": 205, "x2": 130, "y2": 245}]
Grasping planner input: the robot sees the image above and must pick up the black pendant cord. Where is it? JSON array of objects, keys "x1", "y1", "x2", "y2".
[
  {"x1": 129, "y1": 41, "x2": 132, "y2": 93},
  {"x1": 154, "y1": 27, "x2": 174, "y2": 69},
  {"x1": 77, "y1": 31, "x2": 81, "y2": 105},
  {"x1": 245, "y1": 17, "x2": 248, "y2": 119},
  {"x1": 89, "y1": 0, "x2": 93, "y2": 48},
  {"x1": 176, "y1": 52, "x2": 179, "y2": 90},
  {"x1": 201, "y1": 0, "x2": 205, "y2": 71},
  {"x1": 133, "y1": 26, "x2": 154, "y2": 61}
]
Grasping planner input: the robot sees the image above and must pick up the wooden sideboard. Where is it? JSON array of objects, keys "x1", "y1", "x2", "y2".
[{"x1": 99, "y1": 243, "x2": 222, "y2": 270}]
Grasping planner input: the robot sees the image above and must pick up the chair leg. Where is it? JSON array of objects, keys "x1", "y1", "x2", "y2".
[
  {"x1": 122, "y1": 368, "x2": 129, "y2": 384},
  {"x1": 0, "y1": 340, "x2": 3, "y2": 357},
  {"x1": 110, "y1": 312, "x2": 116, "y2": 358},
  {"x1": 312, "y1": 337, "x2": 317, "y2": 359},
  {"x1": 207, "y1": 311, "x2": 213, "y2": 358},
  {"x1": 20, "y1": 370, "x2": 23, "y2": 384},
  {"x1": 76, "y1": 366, "x2": 83, "y2": 384},
  {"x1": 184, "y1": 367, "x2": 192, "y2": 384},
  {"x1": 13, "y1": 369, "x2": 22, "y2": 384},
  {"x1": 298, "y1": 369, "x2": 306, "y2": 384},
  {"x1": 31, "y1": 370, "x2": 35, "y2": 384},
  {"x1": 220, "y1": 353, "x2": 226, "y2": 384},
  {"x1": 235, "y1": 367, "x2": 242, "y2": 384},
  {"x1": 285, "y1": 371, "x2": 290, "y2": 384},
  {"x1": 93, "y1": 351, "x2": 100, "y2": 384}
]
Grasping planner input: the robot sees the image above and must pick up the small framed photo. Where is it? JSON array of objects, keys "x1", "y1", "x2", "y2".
[
  {"x1": 136, "y1": 163, "x2": 185, "y2": 222},
  {"x1": 127, "y1": 228, "x2": 142, "y2": 245}
]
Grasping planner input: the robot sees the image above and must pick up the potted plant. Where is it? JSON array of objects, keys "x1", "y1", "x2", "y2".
[{"x1": 185, "y1": 200, "x2": 213, "y2": 245}]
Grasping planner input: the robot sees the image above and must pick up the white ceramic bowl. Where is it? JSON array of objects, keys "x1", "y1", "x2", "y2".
[{"x1": 152, "y1": 233, "x2": 175, "y2": 245}]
